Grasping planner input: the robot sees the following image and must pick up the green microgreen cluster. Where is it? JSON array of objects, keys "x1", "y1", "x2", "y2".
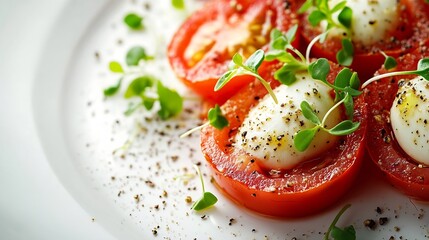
[
  {"x1": 215, "y1": 28, "x2": 361, "y2": 152},
  {"x1": 191, "y1": 165, "x2": 218, "y2": 211},
  {"x1": 362, "y1": 58, "x2": 429, "y2": 88},
  {"x1": 298, "y1": 0, "x2": 352, "y2": 36},
  {"x1": 124, "y1": 13, "x2": 144, "y2": 30},
  {"x1": 325, "y1": 204, "x2": 356, "y2": 240},
  {"x1": 295, "y1": 59, "x2": 361, "y2": 151},
  {"x1": 299, "y1": 0, "x2": 354, "y2": 66},
  {"x1": 216, "y1": 49, "x2": 278, "y2": 104},
  {"x1": 171, "y1": 0, "x2": 185, "y2": 9},
  {"x1": 104, "y1": 46, "x2": 183, "y2": 120}
]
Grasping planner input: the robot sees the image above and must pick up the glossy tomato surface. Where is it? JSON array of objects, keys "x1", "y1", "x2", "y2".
[
  {"x1": 201, "y1": 63, "x2": 368, "y2": 217},
  {"x1": 168, "y1": 0, "x2": 299, "y2": 104},
  {"x1": 299, "y1": 0, "x2": 429, "y2": 81},
  {"x1": 364, "y1": 40, "x2": 429, "y2": 201}
]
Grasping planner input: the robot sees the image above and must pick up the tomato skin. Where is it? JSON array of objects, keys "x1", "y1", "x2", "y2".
[
  {"x1": 168, "y1": 0, "x2": 299, "y2": 104},
  {"x1": 364, "y1": 40, "x2": 429, "y2": 201},
  {"x1": 299, "y1": 0, "x2": 429, "y2": 81},
  {"x1": 201, "y1": 63, "x2": 368, "y2": 217}
]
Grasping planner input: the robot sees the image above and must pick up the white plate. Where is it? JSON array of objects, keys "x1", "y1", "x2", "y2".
[{"x1": 4, "y1": 0, "x2": 429, "y2": 239}]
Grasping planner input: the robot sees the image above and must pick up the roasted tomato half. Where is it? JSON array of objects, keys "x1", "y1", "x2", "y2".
[
  {"x1": 201, "y1": 63, "x2": 368, "y2": 217},
  {"x1": 168, "y1": 0, "x2": 299, "y2": 104},
  {"x1": 364, "y1": 40, "x2": 429, "y2": 201},
  {"x1": 299, "y1": 0, "x2": 429, "y2": 80}
]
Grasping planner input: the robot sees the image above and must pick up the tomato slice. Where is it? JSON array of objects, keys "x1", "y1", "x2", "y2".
[
  {"x1": 299, "y1": 0, "x2": 429, "y2": 81},
  {"x1": 364, "y1": 40, "x2": 429, "y2": 201},
  {"x1": 200, "y1": 62, "x2": 368, "y2": 217},
  {"x1": 168, "y1": 0, "x2": 299, "y2": 104}
]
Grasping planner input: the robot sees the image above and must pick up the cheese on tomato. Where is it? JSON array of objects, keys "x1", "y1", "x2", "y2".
[
  {"x1": 235, "y1": 74, "x2": 341, "y2": 170},
  {"x1": 390, "y1": 77, "x2": 429, "y2": 166},
  {"x1": 325, "y1": 0, "x2": 399, "y2": 46}
]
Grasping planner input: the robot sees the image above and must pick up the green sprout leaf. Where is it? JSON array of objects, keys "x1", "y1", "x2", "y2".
[
  {"x1": 208, "y1": 105, "x2": 229, "y2": 130},
  {"x1": 309, "y1": 58, "x2": 330, "y2": 82},
  {"x1": 124, "y1": 13, "x2": 143, "y2": 30},
  {"x1": 109, "y1": 61, "x2": 124, "y2": 73},
  {"x1": 294, "y1": 127, "x2": 319, "y2": 152},
  {"x1": 308, "y1": 10, "x2": 327, "y2": 26},
  {"x1": 215, "y1": 71, "x2": 234, "y2": 91},
  {"x1": 171, "y1": 0, "x2": 185, "y2": 9},
  {"x1": 157, "y1": 81, "x2": 183, "y2": 120},
  {"x1": 298, "y1": 0, "x2": 313, "y2": 14},
  {"x1": 325, "y1": 204, "x2": 356, "y2": 240},
  {"x1": 192, "y1": 192, "x2": 218, "y2": 211},
  {"x1": 124, "y1": 76, "x2": 155, "y2": 98},
  {"x1": 336, "y1": 38, "x2": 354, "y2": 66},
  {"x1": 244, "y1": 49, "x2": 265, "y2": 72},
  {"x1": 301, "y1": 101, "x2": 321, "y2": 125},
  {"x1": 329, "y1": 120, "x2": 360, "y2": 135},
  {"x1": 417, "y1": 58, "x2": 429, "y2": 80},
  {"x1": 126, "y1": 46, "x2": 153, "y2": 66},
  {"x1": 192, "y1": 165, "x2": 218, "y2": 211},
  {"x1": 384, "y1": 56, "x2": 397, "y2": 70},
  {"x1": 103, "y1": 77, "x2": 123, "y2": 96},
  {"x1": 331, "y1": 225, "x2": 356, "y2": 240},
  {"x1": 343, "y1": 93, "x2": 354, "y2": 119},
  {"x1": 334, "y1": 68, "x2": 353, "y2": 89},
  {"x1": 337, "y1": 6, "x2": 352, "y2": 29}
]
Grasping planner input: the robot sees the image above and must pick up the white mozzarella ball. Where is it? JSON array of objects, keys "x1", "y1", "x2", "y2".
[
  {"x1": 391, "y1": 77, "x2": 429, "y2": 165},
  {"x1": 325, "y1": 0, "x2": 400, "y2": 46},
  {"x1": 235, "y1": 74, "x2": 341, "y2": 170}
]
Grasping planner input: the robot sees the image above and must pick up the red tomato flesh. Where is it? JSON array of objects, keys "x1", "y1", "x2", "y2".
[
  {"x1": 201, "y1": 63, "x2": 368, "y2": 217},
  {"x1": 168, "y1": 0, "x2": 299, "y2": 104},
  {"x1": 364, "y1": 40, "x2": 429, "y2": 201},
  {"x1": 299, "y1": 0, "x2": 429, "y2": 81}
]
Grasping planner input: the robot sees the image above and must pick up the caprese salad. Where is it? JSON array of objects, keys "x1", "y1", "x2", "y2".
[{"x1": 167, "y1": 0, "x2": 429, "y2": 218}]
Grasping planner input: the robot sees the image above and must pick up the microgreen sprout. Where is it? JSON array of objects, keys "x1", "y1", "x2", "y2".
[
  {"x1": 325, "y1": 204, "x2": 356, "y2": 240},
  {"x1": 208, "y1": 105, "x2": 229, "y2": 130},
  {"x1": 216, "y1": 49, "x2": 278, "y2": 104},
  {"x1": 124, "y1": 13, "x2": 144, "y2": 30},
  {"x1": 126, "y1": 46, "x2": 154, "y2": 66},
  {"x1": 104, "y1": 46, "x2": 183, "y2": 120},
  {"x1": 171, "y1": 0, "x2": 185, "y2": 9},
  {"x1": 179, "y1": 105, "x2": 229, "y2": 138},
  {"x1": 191, "y1": 165, "x2": 218, "y2": 211},
  {"x1": 362, "y1": 58, "x2": 429, "y2": 88},
  {"x1": 298, "y1": 0, "x2": 352, "y2": 36},
  {"x1": 299, "y1": 0, "x2": 355, "y2": 66},
  {"x1": 380, "y1": 51, "x2": 398, "y2": 70}
]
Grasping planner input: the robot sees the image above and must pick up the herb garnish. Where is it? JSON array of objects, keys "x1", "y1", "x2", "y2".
[
  {"x1": 380, "y1": 51, "x2": 398, "y2": 70},
  {"x1": 208, "y1": 105, "x2": 229, "y2": 130},
  {"x1": 124, "y1": 13, "x2": 144, "y2": 30},
  {"x1": 104, "y1": 46, "x2": 182, "y2": 119},
  {"x1": 126, "y1": 46, "x2": 154, "y2": 66},
  {"x1": 325, "y1": 204, "x2": 356, "y2": 240},
  {"x1": 172, "y1": 0, "x2": 185, "y2": 9},
  {"x1": 216, "y1": 49, "x2": 278, "y2": 103},
  {"x1": 191, "y1": 165, "x2": 218, "y2": 211},
  {"x1": 180, "y1": 105, "x2": 228, "y2": 138},
  {"x1": 216, "y1": 28, "x2": 361, "y2": 151},
  {"x1": 299, "y1": 0, "x2": 354, "y2": 66},
  {"x1": 362, "y1": 58, "x2": 429, "y2": 88}
]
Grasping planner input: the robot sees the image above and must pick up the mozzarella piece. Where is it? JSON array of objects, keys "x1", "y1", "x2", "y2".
[
  {"x1": 390, "y1": 77, "x2": 429, "y2": 165},
  {"x1": 235, "y1": 74, "x2": 341, "y2": 170},
  {"x1": 325, "y1": 0, "x2": 400, "y2": 46}
]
